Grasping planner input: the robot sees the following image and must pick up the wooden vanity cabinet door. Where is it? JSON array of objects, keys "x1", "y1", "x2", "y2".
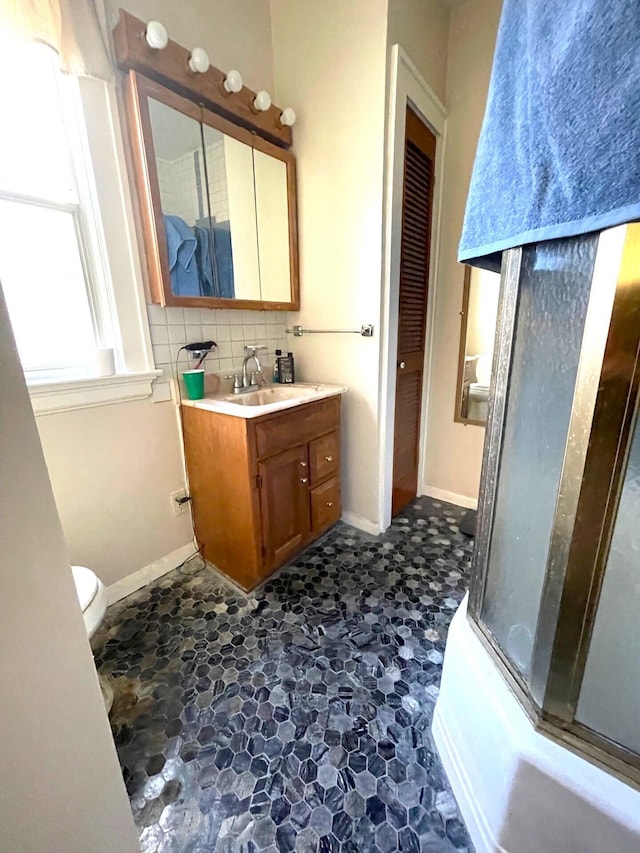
[{"x1": 258, "y1": 445, "x2": 310, "y2": 572}]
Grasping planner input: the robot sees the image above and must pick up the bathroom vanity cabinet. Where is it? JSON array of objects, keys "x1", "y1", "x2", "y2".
[{"x1": 181, "y1": 395, "x2": 341, "y2": 589}]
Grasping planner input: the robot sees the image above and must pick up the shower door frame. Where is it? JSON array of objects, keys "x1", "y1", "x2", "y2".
[{"x1": 467, "y1": 222, "x2": 640, "y2": 787}]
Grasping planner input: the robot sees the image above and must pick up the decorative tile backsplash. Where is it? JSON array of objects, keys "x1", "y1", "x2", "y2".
[{"x1": 147, "y1": 304, "x2": 289, "y2": 384}]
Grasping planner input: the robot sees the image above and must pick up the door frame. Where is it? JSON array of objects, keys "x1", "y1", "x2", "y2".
[{"x1": 378, "y1": 45, "x2": 448, "y2": 530}]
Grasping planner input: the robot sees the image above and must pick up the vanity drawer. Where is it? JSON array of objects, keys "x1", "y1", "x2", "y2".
[
  {"x1": 255, "y1": 396, "x2": 340, "y2": 460},
  {"x1": 310, "y1": 430, "x2": 340, "y2": 484},
  {"x1": 311, "y1": 478, "x2": 341, "y2": 533}
]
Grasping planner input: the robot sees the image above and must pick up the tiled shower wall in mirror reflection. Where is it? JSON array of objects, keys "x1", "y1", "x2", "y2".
[
  {"x1": 156, "y1": 138, "x2": 229, "y2": 230},
  {"x1": 147, "y1": 305, "x2": 289, "y2": 382}
]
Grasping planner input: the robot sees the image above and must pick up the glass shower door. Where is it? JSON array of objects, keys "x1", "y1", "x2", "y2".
[
  {"x1": 468, "y1": 222, "x2": 640, "y2": 784},
  {"x1": 479, "y1": 236, "x2": 596, "y2": 682},
  {"x1": 576, "y1": 409, "x2": 640, "y2": 753}
]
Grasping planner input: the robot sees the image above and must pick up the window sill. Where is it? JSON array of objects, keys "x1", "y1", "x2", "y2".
[{"x1": 28, "y1": 370, "x2": 161, "y2": 416}]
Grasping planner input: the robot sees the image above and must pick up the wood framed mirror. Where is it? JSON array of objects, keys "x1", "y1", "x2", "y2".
[
  {"x1": 125, "y1": 73, "x2": 298, "y2": 311},
  {"x1": 113, "y1": 6, "x2": 300, "y2": 313},
  {"x1": 454, "y1": 264, "x2": 500, "y2": 425}
]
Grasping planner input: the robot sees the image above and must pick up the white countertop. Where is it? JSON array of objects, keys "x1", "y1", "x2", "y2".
[{"x1": 181, "y1": 382, "x2": 347, "y2": 419}]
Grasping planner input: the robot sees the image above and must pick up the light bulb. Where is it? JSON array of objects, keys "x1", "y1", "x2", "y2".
[
  {"x1": 223, "y1": 69, "x2": 243, "y2": 94},
  {"x1": 144, "y1": 21, "x2": 168, "y2": 50},
  {"x1": 280, "y1": 107, "x2": 296, "y2": 127},
  {"x1": 253, "y1": 90, "x2": 272, "y2": 112},
  {"x1": 188, "y1": 47, "x2": 210, "y2": 74}
]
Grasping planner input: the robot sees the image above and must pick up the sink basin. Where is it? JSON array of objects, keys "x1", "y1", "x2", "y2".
[
  {"x1": 223, "y1": 385, "x2": 321, "y2": 406},
  {"x1": 182, "y1": 382, "x2": 347, "y2": 418}
]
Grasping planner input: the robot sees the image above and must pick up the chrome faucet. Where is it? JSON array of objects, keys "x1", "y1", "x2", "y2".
[{"x1": 227, "y1": 345, "x2": 268, "y2": 394}]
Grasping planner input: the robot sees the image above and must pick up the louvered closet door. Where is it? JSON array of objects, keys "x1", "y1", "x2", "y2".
[{"x1": 392, "y1": 107, "x2": 436, "y2": 516}]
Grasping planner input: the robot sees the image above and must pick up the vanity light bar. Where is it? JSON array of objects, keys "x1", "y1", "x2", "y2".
[
  {"x1": 114, "y1": 11, "x2": 295, "y2": 147},
  {"x1": 286, "y1": 325, "x2": 374, "y2": 337}
]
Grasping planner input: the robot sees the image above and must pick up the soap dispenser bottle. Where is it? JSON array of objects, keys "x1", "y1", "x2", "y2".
[
  {"x1": 278, "y1": 351, "x2": 296, "y2": 384},
  {"x1": 272, "y1": 349, "x2": 282, "y2": 383}
]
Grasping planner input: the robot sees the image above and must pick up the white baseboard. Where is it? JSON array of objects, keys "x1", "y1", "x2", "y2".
[
  {"x1": 106, "y1": 543, "x2": 195, "y2": 605},
  {"x1": 341, "y1": 511, "x2": 382, "y2": 536},
  {"x1": 421, "y1": 485, "x2": 478, "y2": 510}
]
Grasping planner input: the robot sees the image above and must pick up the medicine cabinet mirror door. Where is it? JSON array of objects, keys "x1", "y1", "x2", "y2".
[
  {"x1": 126, "y1": 72, "x2": 299, "y2": 311},
  {"x1": 454, "y1": 264, "x2": 501, "y2": 425}
]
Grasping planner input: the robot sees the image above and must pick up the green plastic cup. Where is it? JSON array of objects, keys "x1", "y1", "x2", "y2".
[{"x1": 182, "y1": 369, "x2": 205, "y2": 400}]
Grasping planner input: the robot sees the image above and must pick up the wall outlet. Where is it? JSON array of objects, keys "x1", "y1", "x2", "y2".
[{"x1": 170, "y1": 488, "x2": 189, "y2": 517}]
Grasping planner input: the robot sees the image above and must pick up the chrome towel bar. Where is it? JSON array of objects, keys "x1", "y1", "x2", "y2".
[{"x1": 286, "y1": 324, "x2": 374, "y2": 337}]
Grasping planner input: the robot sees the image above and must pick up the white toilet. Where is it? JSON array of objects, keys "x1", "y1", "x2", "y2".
[
  {"x1": 71, "y1": 565, "x2": 113, "y2": 712},
  {"x1": 468, "y1": 352, "x2": 492, "y2": 421},
  {"x1": 72, "y1": 565, "x2": 108, "y2": 638}
]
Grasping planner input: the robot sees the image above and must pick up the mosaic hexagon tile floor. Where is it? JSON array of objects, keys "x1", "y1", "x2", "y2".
[{"x1": 93, "y1": 497, "x2": 474, "y2": 853}]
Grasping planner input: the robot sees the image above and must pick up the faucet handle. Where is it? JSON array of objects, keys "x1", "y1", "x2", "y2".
[
  {"x1": 225, "y1": 374, "x2": 242, "y2": 389},
  {"x1": 244, "y1": 344, "x2": 268, "y2": 355}
]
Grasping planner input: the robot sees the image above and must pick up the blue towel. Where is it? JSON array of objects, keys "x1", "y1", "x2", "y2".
[
  {"x1": 459, "y1": 0, "x2": 640, "y2": 271},
  {"x1": 213, "y1": 221, "x2": 235, "y2": 299},
  {"x1": 194, "y1": 225, "x2": 215, "y2": 297},
  {"x1": 164, "y1": 215, "x2": 200, "y2": 296}
]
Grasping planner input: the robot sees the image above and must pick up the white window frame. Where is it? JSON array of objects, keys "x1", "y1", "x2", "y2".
[
  {"x1": 4, "y1": 63, "x2": 159, "y2": 415},
  {"x1": 0, "y1": 187, "x2": 100, "y2": 381}
]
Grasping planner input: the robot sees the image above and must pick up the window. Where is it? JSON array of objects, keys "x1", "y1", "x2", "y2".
[
  {"x1": 0, "y1": 36, "x2": 158, "y2": 412},
  {"x1": 0, "y1": 42, "x2": 114, "y2": 380}
]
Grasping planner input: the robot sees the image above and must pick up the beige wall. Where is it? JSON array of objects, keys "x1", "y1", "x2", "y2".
[
  {"x1": 271, "y1": 0, "x2": 452, "y2": 529},
  {"x1": 387, "y1": 0, "x2": 449, "y2": 103},
  {"x1": 35, "y1": 0, "x2": 279, "y2": 588},
  {"x1": 467, "y1": 266, "x2": 500, "y2": 356},
  {"x1": 423, "y1": 0, "x2": 501, "y2": 504},
  {"x1": 271, "y1": 0, "x2": 389, "y2": 528},
  {"x1": 37, "y1": 400, "x2": 192, "y2": 587},
  {"x1": 0, "y1": 287, "x2": 138, "y2": 853}
]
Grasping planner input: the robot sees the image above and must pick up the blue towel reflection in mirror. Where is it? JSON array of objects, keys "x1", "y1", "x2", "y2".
[
  {"x1": 196, "y1": 217, "x2": 235, "y2": 300},
  {"x1": 163, "y1": 214, "x2": 235, "y2": 299},
  {"x1": 164, "y1": 214, "x2": 198, "y2": 296},
  {"x1": 193, "y1": 224, "x2": 215, "y2": 297}
]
